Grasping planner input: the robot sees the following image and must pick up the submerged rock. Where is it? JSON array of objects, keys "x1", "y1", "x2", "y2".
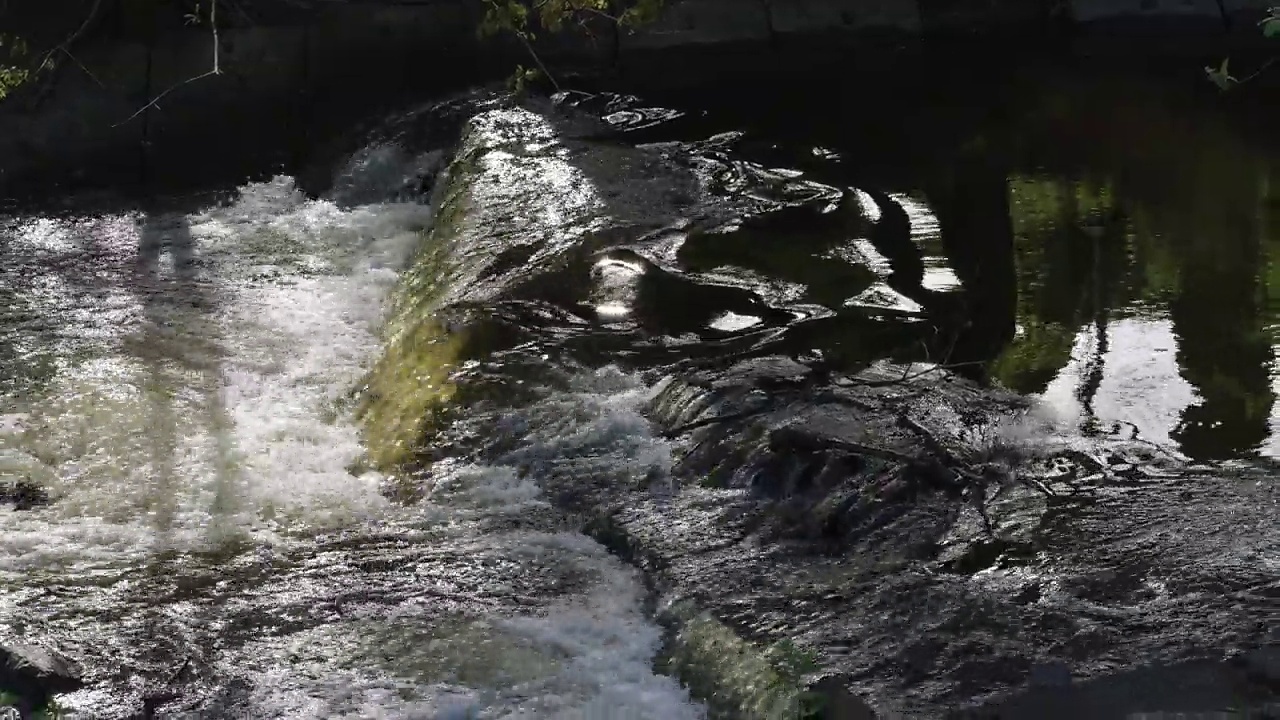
[
  {"x1": 0, "y1": 641, "x2": 83, "y2": 712},
  {"x1": 629, "y1": 352, "x2": 1276, "y2": 716},
  {"x1": 369, "y1": 93, "x2": 1280, "y2": 719},
  {"x1": 0, "y1": 481, "x2": 49, "y2": 511}
]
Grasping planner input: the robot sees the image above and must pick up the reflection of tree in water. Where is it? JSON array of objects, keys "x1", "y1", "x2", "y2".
[
  {"x1": 1077, "y1": 92, "x2": 1274, "y2": 460},
  {"x1": 1072, "y1": 219, "x2": 1127, "y2": 435},
  {"x1": 0, "y1": 280, "x2": 58, "y2": 401},
  {"x1": 1162, "y1": 175, "x2": 1274, "y2": 461},
  {"x1": 998, "y1": 179, "x2": 1134, "y2": 429},
  {"x1": 921, "y1": 152, "x2": 1018, "y2": 374},
  {"x1": 992, "y1": 73, "x2": 1278, "y2": 460},
  {"x1": 1005, "y1": 175, "x2": 1276, "y2": 459},
  {"x1": 859, "y1": 150, "x2": 1020, "y2": 381},
  {"x1": 130, "y1": 211, "x2": 241, "y2": 546},
  {"x1": 0, "y1": 218, "x2": 62, "y2": 401}
]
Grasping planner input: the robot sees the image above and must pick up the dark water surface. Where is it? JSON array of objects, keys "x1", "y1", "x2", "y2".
[{"x1": 582, "y1": 57, "x2": 1280, "y2": 465}]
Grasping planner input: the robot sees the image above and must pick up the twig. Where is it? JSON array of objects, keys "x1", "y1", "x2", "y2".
[
  {"x1": 164, "y1": 657, "x2": 192, "y2": 686},
  {"x1": 835, "y1": 360, "x2": 987, "y2": 388},
  {"x1": 581, "y1": 7, "x2": 623, "y2": 22},
  {"x1": 660, "y1": 405, "x2": 770, "y2": 438},
  {"x1": 34, "y1": 0, "x2": 103, "y2": 75},
  {"x1": 1236, "y1": 56, "x2": 1279, "y2": 84},
  {"x1": 112, "y1": 70, "x2": 218, "y2": 127},
  {"x1": 113, "y1": 0, "x2": 222, "y2": 128},
  {"x1": 1023, "y1": 475, "x2": 1058, "y2": 497},
  {"x1": 212, "y1": 0, "x2": 221, "y2": 74},
  {"x1": 898, "y1": 412, "x2": 965, "y2": 468},
  {"x1": 517, "y1": 31, "x2": 559, "y2": 91},
  {"x1": 21, "y1": 0, "x2": 104, "y2": 109},
  {"x1": 810, "y1": 389, "x2": 877, "y2": 413},
  {"x1": 57, "y1": 47, "x2": 105, "y2": 89},
  {"x1": 815, "y1": 435, "x2": 916, "y2": 464}
]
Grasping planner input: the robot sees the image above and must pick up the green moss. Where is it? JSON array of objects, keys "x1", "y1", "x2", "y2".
[
  {"x1": 661, "y1": 600, "x2": 824, "y2": 720},
  {"x1": 357, "y1": 148, "x2": 481, "y2": 473},
  {"x1": 358, "y1": 316, "x2": 468, "y2": 471}
]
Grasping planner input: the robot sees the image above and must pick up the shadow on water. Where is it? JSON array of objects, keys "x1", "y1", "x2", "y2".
[
  {"x1": 131, "y1": 212, "x2": 242, "y2": 549},
  {"x1": 0, "y1": 197, "x2": 244, "y2": 712}
]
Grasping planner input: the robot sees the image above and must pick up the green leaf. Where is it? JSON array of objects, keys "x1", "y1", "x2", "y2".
[
  {"x1": 1263, "y1": 16, "x2": 1280, "y2": 37},
  {"x1": 1206, "y1": 58, "x2": 1233, "y2": 91}
]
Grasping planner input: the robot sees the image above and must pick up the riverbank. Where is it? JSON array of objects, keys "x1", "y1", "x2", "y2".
[{"x1": 3, "y1": 0, "x2": 1280, "y2": 201}]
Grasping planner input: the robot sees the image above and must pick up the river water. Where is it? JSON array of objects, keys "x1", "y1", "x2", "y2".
[
  {"x1": 0, "y1": 175, "x2": 705, "y2": 717},
  {"x1": 1, "y1": 60, "x2": 1278, "y2": 717},
  {"x1": 620, "y1": 60, "x2": 1280, "y2": 464}
]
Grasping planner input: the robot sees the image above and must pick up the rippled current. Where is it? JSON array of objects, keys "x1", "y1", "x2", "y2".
[{"x1": 0, "y1": 174, "x2": 705, "y2": 717}]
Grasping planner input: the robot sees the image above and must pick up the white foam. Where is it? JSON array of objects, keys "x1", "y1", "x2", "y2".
[
  {"x1": 492, "y1": 540, "x2": 698, "y2": 720},
  {"x1": 217, "y1": 528, "x2": 703, "y2": 720},
  {"x1": 171, "y1": 365, "x2": 703, "y2": 719},
  {"x1": 3, "y1": 167, "x2": 701, "y2": 717},
  {"x1": 0, "y1": 176, "x2": 436, "y2": 566}
]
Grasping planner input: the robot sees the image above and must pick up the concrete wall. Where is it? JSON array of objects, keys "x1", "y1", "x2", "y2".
[{"x1": 0, "y1": 0, "x2": 1267, "y2": 199}]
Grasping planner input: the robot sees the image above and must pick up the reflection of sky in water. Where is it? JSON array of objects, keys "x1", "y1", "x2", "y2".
[
  {"x1": 1039, "y1": 317, "x2": 1197, "y2": 450},
  {"x1": 890, "y1": 192, "x2": 962, "y2": 292},
  {"x1": 708, "y1": 311, "x2": 762, "y2": 332}
]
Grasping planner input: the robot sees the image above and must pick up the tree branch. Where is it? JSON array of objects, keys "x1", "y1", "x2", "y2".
[
  {"x1": 517, "y1": 30, "x2": 558, "y2": 91},
  {"x1": 114, "y1": 0, "x2": 222, "y2": 128},
  {"x1": 34, "y1": 0, "x2": 103, "y2": 75}
]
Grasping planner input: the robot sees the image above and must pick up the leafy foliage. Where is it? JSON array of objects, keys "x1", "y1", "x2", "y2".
[
  {"x1": 478, "y1": 0, "x2": 664, "y2": 89},
  {"x1": 1209, "y1": 7, "x2": 1280, "y2": 90},
  {"x1": 479, "y1": 0, "x2": 664, "y2": 39},
  {"x1": 1205, "y1": 57, "x2": 1233, "y2": 91},
  {"x1": 0, "y1": 34, "x2": 31, "y2": 100},
  {"x1": 1262, "y1": 6, "x2": 1280, "y2": 37},
  {"x1": 0, "y1": 0, "x2": 667, "y2": 104}
]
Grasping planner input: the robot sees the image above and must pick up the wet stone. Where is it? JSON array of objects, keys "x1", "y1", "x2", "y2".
[
  {"x1": 327, "y1": 95, "x2": 1280, "y2": 719},
  {"x1": 0, "y1": 641, "x2": 84, "y2": 711},
  {"x1": 0, "y1": 480, "x2": 48, "y2": 510},
  {"x1": 249, "y1": 93, "x2": 1280, "y2": 718},
  {"x1": 1028, "y1": 661, "x2": 1073, "y2": 689},
  {"x1": 807, "y1": 674, "x2": 880, "y2": 720}
]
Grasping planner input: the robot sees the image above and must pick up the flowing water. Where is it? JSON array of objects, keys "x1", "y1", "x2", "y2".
[
  {"x1": 604, "y1": 61, "x2": 1280, "y2": 464},
  {"x1": 0, "y1": 173, "x2": 705, "y2": 717},
  {"x1": 1, "y1": 59, "x2": 1278, "y2": 718}
]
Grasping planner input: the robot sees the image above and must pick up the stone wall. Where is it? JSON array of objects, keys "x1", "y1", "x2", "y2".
[
  {"x1": 0, "y1": 0, "x2": 498, "y2": 198},
  {"x1": 0, "y1": 0, "x2": 1268, "y2": 199}
]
